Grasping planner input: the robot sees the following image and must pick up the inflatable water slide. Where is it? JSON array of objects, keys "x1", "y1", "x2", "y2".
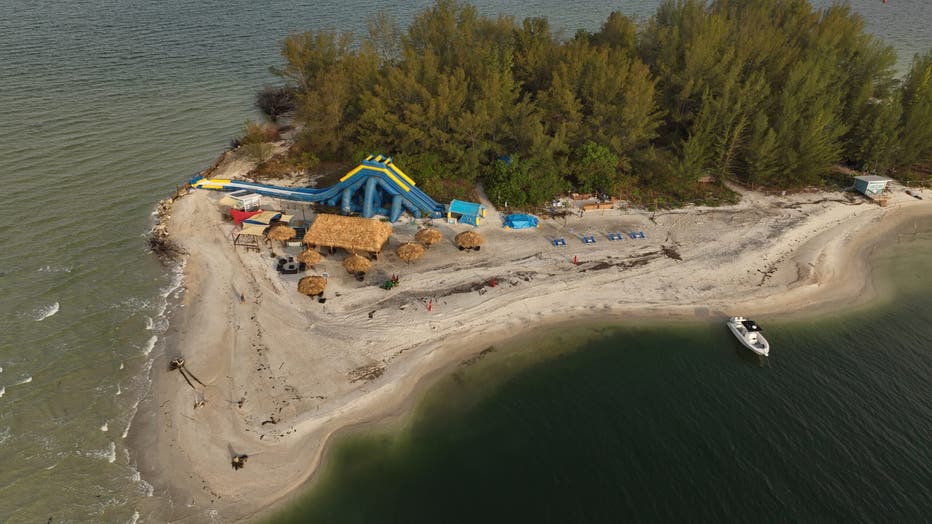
[{"x1": 191, "y1": 155, "x2": 446, "y2": 222}]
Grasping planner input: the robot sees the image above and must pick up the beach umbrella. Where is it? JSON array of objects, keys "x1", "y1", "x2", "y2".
[
  {"x1": 342, "y1": 254, "x2": 371, "y2": 274},
  {"x1": 297, "y1": 275, "x2": 327, "y2": 296},
  {"x1": 297, "y1": 249, "x2": 322, "y2": 266},
  {"x1": 395, "y1": 242, "x2": 425, "y2": 263},
  {"x1": 455, "y1": 231, "x2": 484, "y2": 249},
  {"x1": 414, "y1": 227, "x2": 442, "y2": 248},
  {"x1": 267, "y1": 225, "x2": 296, "y2": 243}
]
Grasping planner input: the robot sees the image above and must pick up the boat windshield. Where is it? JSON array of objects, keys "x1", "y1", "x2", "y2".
[{"x1": 741, "y1": 320, "x2": 762, "y2": 332}]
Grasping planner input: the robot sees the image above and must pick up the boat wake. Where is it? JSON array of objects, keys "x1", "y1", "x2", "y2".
[{"x1": 35, "y1": 302, "x2": 60, "y2": 321}]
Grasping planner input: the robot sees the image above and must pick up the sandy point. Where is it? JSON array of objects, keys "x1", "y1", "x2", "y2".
[{"x1": 129, "y1": 167, "x2": 930, "y2": 522}]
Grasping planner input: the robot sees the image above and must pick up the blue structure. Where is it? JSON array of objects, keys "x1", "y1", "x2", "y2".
[
  {"x1": 191, "y1": 155, "x2": 447, "y2": 222},
  {"x1": 853, "y1": 175, "x2": 889, "y2": 196},
  {"x1": 447, "y1": 199, "x2": 486, "y2": 226},
  {"x1": 503, "y1": 214, "x2": 539, "y2": 229}
]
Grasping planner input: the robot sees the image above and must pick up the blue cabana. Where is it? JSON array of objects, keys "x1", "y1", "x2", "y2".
[
  {"x1": 447, "y1": 199, "x2": 486, "y2": 226},
  {"x1": 503, "y1": 214, "x2": 539, "y2": 229}
]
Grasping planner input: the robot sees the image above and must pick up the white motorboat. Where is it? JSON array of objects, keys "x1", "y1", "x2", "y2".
[{"x1": 726, "y1": 317, "x2": 770, "y2": 356}]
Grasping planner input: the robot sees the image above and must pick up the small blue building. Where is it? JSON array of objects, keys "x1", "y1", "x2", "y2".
[
  {"x1": 853, "y1": 175, "x2": 889, "y2": 196},
  {"x1": 447, "y1": 199, "x2": 486, "y2": 226}
]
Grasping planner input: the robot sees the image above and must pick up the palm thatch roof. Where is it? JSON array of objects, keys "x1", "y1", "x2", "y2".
[
  {"x1": 267, "y1": 225, "x2": 296, "y2": 242},
  {"x1": 303, "y1": 214, "x2": 392, "y2": 255},
  {"x1": 455, "y1": 231, "x2": 484, "y2": 248},
  {"x1": 395, "y1": 242, "x2": 425, "y2": 263},
  {"x1": 297, "y1": 249, "x2": 322, "y2": 266},
  {"x1": 297, "y1": 276, "x2": 327, "y2": 296},
  {"x1": 342, "y1": 254, "x2": 372, "y2": 274},
  {"x1": 414, "y1": 227, "x2": 442, "y2": 247}
]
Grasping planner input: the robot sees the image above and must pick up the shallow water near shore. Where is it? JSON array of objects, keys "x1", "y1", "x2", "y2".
[{"x1": 271, "y1": 219, "x2": 932, "y2": 523}]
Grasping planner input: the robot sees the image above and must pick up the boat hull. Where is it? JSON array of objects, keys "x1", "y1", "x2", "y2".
[{"x1": 726, "y1": 319, "x2": 770, "y2": 356}]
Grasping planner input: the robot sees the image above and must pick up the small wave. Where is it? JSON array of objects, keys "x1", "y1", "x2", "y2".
[
  {"x1": 129, "y1": 510, "x2": 140, "y2": 524},
  {"x1": 0, "y1": 427, "x2": 9, "y2": 445},
  {"x1": 35, "y1": 302, "x2": 59, "y2": 321},
  {"x1": 37, "y1": 265, "x2": 72, "y2": 273},
  {"x1": 122, "y1": 399, "x2": 140, "y2": 439},
  {"x1": 14, "y1": 376, "x2": 32, "y2": 386},
  {"x1": 0, "y1": 387, "x2": 4, "y2": 398},
  {"x1": 82, "y1": 441, "x2": 117, "y2": 463},
  {"x1": 145, "y1": 316, "x2": 154, "y2": 330},
  {"x1": 130, "y1": 469, "x2": 154, "y2": 497},
  {"x1": 116, "y1": 384, "x2": 122, "y2": 396},
  {"x1": 141, "y1": 335, "x2": 157, "y2": 356},
  {"x1": 101, "y1": 422, "x2": 109, "y2": 432},
  {"x1": 119, "y1": 362, "x2": 124, "y2": 370}
]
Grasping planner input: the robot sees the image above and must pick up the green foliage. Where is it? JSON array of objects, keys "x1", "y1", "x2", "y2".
[
  {"x1": 573, "y1": 141, "x2": 620, "y2": 194},
  {"x1": 485, "y1": 156, "x2": 568, "y2": 208},
  {"x1": 898, "y1": 51, "x2": 932, "y2": 171},
  {"x1": 264, "y1": 0, "x2": 929, "y2": 207}
]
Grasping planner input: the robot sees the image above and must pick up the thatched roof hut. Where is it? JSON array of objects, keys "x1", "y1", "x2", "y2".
[
  {"x1": 303, "y1": 214, "x2": 392, "y2": 257},
  {"x1": 414, "y1": 227, "x2": 442, "y2": 247},
  {"x1": 342, "y1": 254, "x2": 372, "y2": 274},
  {"x1": 395, "y1": 242, "x2": 425, "y2": 263},
  {"x1": 297, "y1": 276, "x2": 327, "y2": 296},
  {"x1": 267, "y1": 225, "x2": 296, "y2": 242},
  {"x1": 455, "y1": 231, "x2": 484, "y2": 249},
  {"x1": 297, "y1": 249, "x2": 322, "y2": 266}
]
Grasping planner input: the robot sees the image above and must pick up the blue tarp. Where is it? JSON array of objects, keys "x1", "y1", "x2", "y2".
[{"x1": 503, "y1": 214, "x2": 539, "y2": 229}]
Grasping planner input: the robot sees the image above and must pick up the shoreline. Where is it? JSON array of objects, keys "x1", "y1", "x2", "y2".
[{"x1": 128, "y1": 155, "x2": 931, "y2": 522}]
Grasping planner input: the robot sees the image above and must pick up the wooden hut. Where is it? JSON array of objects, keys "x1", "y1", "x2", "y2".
[
  {"x1": 455, "y1": 231, "x2": 484, "y2": 250},
  {"x1": 303, "y1": 214, "x2": 392, "y2": 259},
  {"x1": 414, "y1": 227, "x2": 442, "y2": 248},
  {"x1": 395, "y1": 242, "x2": 425, "y2": 263}
]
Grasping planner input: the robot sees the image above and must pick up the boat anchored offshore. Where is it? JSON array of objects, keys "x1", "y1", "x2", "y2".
[{"x1": 727, "y1": 317, "x2": 770, "y2": 356}]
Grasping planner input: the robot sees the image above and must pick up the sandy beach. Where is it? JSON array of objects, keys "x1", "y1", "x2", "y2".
[{"x1": 129, "y1": 152, "x2": 930, "y2": 522}]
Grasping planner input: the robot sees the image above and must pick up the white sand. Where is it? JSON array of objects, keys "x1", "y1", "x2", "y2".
[{"x1": 129, "y1": 156, "x2": 930, "y2": 522}]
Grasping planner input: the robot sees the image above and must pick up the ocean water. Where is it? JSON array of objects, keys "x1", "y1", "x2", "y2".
[
  {"x1": 0, "y1": 1, "x2": 928, "y2": 522},
  {"x1": 273, "y1": 216, "x2": 932, "y2": 524}
]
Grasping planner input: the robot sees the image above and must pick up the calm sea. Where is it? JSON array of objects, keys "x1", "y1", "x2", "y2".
[{"x1": 0, "y1": 1, "x2": 928, "y2": 522}]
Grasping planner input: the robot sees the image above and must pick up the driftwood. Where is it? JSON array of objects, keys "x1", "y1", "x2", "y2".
[
  {"x1": 169, "y1": 357, "x2": 207, "y2": 392},
  {"x1": 348, "y1": 364, "x2": 385, "y2": 382}
]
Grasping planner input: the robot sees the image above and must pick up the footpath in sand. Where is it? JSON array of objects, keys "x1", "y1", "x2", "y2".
[{"x1": 130, "y1": 157, "x2": 930, "y2": 522}]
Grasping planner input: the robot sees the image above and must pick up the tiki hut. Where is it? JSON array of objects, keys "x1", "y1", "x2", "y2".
[
  {"x1": 267, "y1": 225, "x2": 296, "y2": 244},
  {"x1": 342, "y1": 254, "x2": 372, "y2": 274},
  {"x1": 455, "y1": 231, "x2": 484, "y2": 250},
  {"x1": 303, "y1": 214, "x2": 392, "y2": 258},
  {"x1": 297, "y1": 275, "x2": 327, "y2": 297},
  {"x1": 414, "y1": 227, "x2": 442, "y2": 248},
  {"x1": 297, "y1": 249, "x2": 322, "y2": 266},
  {"x1": 395, "y1": 242, "x2": 425, "y2": 263}
]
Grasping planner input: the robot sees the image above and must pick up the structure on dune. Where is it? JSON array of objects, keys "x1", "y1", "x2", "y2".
[{"x1": 191, "y1": 154, "x2": 485, "y2": 224}]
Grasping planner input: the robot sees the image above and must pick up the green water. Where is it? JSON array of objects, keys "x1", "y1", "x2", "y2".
[{"x1": 272, "y1": 217, "x2": 932, "y2": 523}]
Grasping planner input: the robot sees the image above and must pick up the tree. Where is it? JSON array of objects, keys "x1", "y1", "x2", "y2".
[
  {"x1": 898, "y1": 51, "x2": 932, "y2": 172},
  {"x1": 255, "y1": 85, "x2": 294, "y2": 122},
  {"x1": 574, "y1": 141, "x2": 620, "y2": 194}
]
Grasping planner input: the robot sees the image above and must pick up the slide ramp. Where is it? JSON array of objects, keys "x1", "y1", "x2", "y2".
[{"x1": 191, "y1": 155, "x2": 446, "y2": 222}]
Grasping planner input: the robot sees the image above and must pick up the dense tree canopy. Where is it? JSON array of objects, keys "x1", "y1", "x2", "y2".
[{"x1": 262, "y1": 0, "x2": 930, "y2": 207}]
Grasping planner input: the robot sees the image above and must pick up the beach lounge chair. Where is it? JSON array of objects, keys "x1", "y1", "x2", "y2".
[
  {"x1": 628, "y1": 232, "x2": 638, "y2": 239},
  {"x1": 552, "y1": 238, "x2": 566, "y2": 247},
  {"x1": 583, "y1": 235, "x2": 596, "y2": 245},
  {"x1": 608, "y1": 233, "x2": 623, "y2": 241},
  {"x1": 637, "y1": 231, "x2": 646, "y2": 239}
]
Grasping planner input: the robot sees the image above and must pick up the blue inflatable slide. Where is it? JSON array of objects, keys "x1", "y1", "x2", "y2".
[{"x1": 191, "y1": 154, "x2": 447, "y2": 222}]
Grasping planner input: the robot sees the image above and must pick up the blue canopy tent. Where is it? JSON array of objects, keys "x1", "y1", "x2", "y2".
[{"x1": 503, "y1": 214, "x2": 539, "y2": 229}]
